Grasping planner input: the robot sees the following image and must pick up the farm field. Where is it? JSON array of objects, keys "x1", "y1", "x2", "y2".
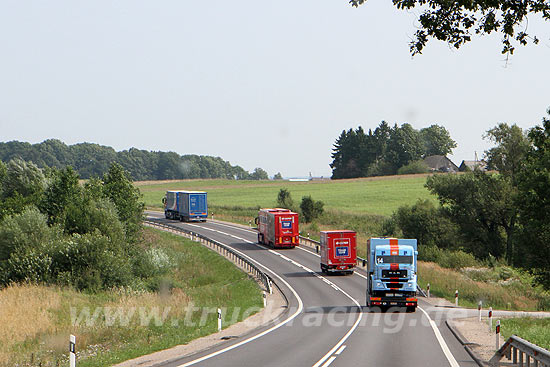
[{"x1": 137, "y1": 174, "x2": 436, "y2": 217}]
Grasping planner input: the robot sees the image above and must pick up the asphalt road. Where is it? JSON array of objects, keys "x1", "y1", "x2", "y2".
[{"x1": 147, "y1": 213, "x2": 478, "y2": 367}]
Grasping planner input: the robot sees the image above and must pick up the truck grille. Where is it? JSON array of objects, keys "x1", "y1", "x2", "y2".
[
  {"x1": 382, "y1": 269, "x2": 407, "y2": 278},
  {"x1": 386, "y1": 283, "x2": 403, "y2": 289}
]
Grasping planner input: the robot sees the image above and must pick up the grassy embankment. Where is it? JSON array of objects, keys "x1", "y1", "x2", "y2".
[
  {"x1": 500, "y1": 318, "x2": 550, "y2": 350},
  {"x1": 0, "y1": 227, "x2": 262, "y2": 367},
  {"x1": 137, "y1": 176, "x2": 550, "y2": 312}
]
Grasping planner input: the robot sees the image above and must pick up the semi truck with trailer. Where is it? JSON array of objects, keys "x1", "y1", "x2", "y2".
[
  {"x1": 366, "y1": 238, "x2": 418, "y2": 311},
  {"x1": 163, "y1": 190, "x2": 208, "y2": 222},
  {"x1": 320, "y1": 230, "x2": 357, "y2": 274},
  {"x1": 256, "y1": 208, "x2": 299, "y2": 248}
]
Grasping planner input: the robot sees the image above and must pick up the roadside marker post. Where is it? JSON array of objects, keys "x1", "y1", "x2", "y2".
[
  {"x1": 427, "y1": 283, "x2": 430, "y2": 298},
  {"x1": 217, "y1": 308, "x2": 222, "y2": 332},
  {"x1": 263, "y1": 291, "x2": 267, "y2": 307},
  {"x1": 69, "y1": 334, "x2": 76, "y2": 367},
  {"x1": 488, "y1": 307, "x2": 493, "y2": 332},
  {"x1": 455, "y1": 290, "x2": 459, "y2": 307},
  {"x1": 496, "y1": 320, "x2": 501, "y2": 351},
  {"x1": 478, "y1": 301, "x2": 482, "y2": 322}
]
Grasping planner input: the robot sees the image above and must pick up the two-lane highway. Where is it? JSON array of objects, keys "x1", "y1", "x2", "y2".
[{"x1": 147, "y1": 213, "x2": 478, "y2": 367}]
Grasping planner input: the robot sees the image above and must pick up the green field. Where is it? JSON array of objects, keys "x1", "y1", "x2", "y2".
[
  {"x1": 501, "y1": 318, "x2": 550, "y2": 351},
  {"x1": 138, "y1": 174, "x2": 435, "y2": 217}
]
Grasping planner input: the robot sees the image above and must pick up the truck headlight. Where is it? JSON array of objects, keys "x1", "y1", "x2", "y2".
[
  {"x1": 377, "y1": 283, "x2": 383, "y2": 288},
  {"x1": 408, "y1": 283, "x2": 413, "y2": 287}
]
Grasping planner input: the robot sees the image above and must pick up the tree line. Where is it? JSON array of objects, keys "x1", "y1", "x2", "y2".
[
  {"x1": 0, "y1": 139, "x2": 270, "y2": 181},
  {"x1": 330, "y1": 122, "x2": 457, "y2": 179},
  {"x1": 388, "y1": 114, "x2": 550, "y2": 289}
]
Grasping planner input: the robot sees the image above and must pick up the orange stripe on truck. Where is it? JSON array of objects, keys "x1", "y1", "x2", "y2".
[{"x1": 390, "y1": 238, "x2": 399, "y2": 255}]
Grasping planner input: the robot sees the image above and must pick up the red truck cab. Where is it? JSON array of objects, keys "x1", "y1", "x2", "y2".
[
  {"x1": 256, "y1": 208, "x2": 299, "y2": 248},
  {"x1": 320, "y1": 230, "x2": 357, "y2": 274}
]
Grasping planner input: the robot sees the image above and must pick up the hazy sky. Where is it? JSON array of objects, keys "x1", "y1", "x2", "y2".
[{"x1": 1, "y1": 1, "x2": 549, "y2": 177}]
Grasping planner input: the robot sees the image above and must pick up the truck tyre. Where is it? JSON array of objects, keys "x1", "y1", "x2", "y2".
[
  {"x1": 406, "y1": 306, "x2": 416, "y2": 313},
  {"x1": 347, "y1": 270, "x2": 354, "y2": 275},
  {"x1": 258, "y1": 233, "x2": 263, "y2": 244}
]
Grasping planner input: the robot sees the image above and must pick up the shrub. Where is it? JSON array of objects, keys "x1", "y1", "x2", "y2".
[
  {"x1": 397, "y1": 160, "x2": 429, "y2": 175},
  {"x1": 300, "y1": 196, "x2": 324, "y2": 223}
]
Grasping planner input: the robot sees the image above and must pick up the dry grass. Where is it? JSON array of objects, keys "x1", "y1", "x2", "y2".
[{"x1": 0, "y1": 284, "x2": 62, "y2": 365}]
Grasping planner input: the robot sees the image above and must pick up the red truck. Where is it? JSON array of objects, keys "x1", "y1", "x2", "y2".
[
  {"x1": 320, "y1": 230, "x2": 357, "y2": 274},
  {"x1": 256, "y1": 208, "x2": 299, "y2": 248}
]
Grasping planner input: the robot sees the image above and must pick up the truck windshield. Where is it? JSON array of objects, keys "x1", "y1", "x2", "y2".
[{"x1": 376, "y1": 255, "x2": 413, "y2": 265}]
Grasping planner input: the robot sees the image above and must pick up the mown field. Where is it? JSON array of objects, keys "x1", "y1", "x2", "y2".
[
  {"x1": 0, "y1": 227, "x2": 262, "y2": 367},
  {"x1": 137, "y1": 174, "x2": 436, "y2": 217}
]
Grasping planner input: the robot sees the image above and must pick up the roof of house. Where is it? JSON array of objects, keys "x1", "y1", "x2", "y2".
[
  {"x1": 459, "y1": 160, "x2": 488, "y2": 171},
  {"x1": 423, "y1": 155, "x2": 459, "y2": 172}
]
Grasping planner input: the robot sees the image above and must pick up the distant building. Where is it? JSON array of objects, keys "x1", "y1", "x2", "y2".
[
  {"x1": 459, "y1": 160, "x2": 488, "y2": 172},
  {"x1": 423, "y1": 155, "x2": 459, "y2": 173}
]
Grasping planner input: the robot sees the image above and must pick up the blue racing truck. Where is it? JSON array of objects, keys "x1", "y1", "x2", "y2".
[
  {"x1": 163, "y1": 191, "x2": 208, "y2": 222},
  {"x1": 366, "y1": 238, "x2": 418, "y2": 312}
]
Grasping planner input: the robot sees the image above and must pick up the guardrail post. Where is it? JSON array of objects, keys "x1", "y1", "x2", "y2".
[
  {"x1": 69, "y1": 334, "x2": 76, "y2": 367},
  {"x1": 217, "y1": 308, "x2": 222, "y2": 332}
]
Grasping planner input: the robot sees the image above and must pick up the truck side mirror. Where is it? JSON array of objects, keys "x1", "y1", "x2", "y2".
[
  {"x1": 162, "y1": 198, "x2": 166, "y2": 204},
  {"x1": 254, "y1": 217, "x2": 259, "y2": 225}
]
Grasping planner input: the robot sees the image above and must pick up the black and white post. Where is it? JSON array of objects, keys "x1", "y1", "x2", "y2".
[
  {"x1": 455, "y1": 290, "x2": 459, "y2": 307},
  {"x1": 478, "y1": 301, "x2": 482, "y2": 322},
  {"x1": 263, "y1": 291, "x2": 267, "y2": 307},
  {"x1": 488, "y1": 307, "x2": 493, "y2": 332},
  {"x1": 496, "y1": 320, "x2": 501, "y2": 351},
  {"x1": 217, "y1": 308, "x2": 222, "y2": 332},
  {"x1": 427, "y1": 283, "x2": 430, "y2": 298},
  {"x1": 69, "y1": 334, "x2": 76, "y2": 367}
]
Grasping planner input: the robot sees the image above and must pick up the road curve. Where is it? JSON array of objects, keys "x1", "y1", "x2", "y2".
[{"x1": 147, "y1": 213, "x2": 478, "y2": 367}]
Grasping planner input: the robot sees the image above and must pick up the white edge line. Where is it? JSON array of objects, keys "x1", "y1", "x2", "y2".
[
  {"x1": 418, "y1": 306, "x2": 460, "y2": 367},
  {"x1": 320, "y1": 356, "x2": 337, "y2": 367}
]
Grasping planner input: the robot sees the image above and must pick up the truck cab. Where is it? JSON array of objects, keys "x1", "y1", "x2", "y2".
[{"x1": 366, "y1": 238, "x2": 418, "y2": 311}]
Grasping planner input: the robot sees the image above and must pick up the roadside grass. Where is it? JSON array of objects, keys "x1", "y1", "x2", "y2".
[
  {"x1": 139, "y1": 175, "x2": 435, "y2": 217},
  {"x1": 417, "y1": 262, "x2": 550, "y2": 311},
  {"x1": 500, "y1": 318, "x2": 550, "y2": 351},
  {"x1": 0, "y1": 227, "x2": 262, "y2": 367}
]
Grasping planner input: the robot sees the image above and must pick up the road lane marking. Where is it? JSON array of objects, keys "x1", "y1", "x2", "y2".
[
  {"x1": 320, "y1": 356, "x2": 337, "y2": 367},
  {"x1": 335, "y1": 345, "x2": 346, "y2": 355},
  {"x1": 418, "y1": 306, "x2": 460, "y2": 367}
]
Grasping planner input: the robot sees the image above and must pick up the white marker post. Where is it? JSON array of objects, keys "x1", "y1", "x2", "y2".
[
  {"x1": 496, "y1": 320, "x2": 501, "y2": 351},
  {"x1": 455, "y1": 290, "x2": 459, "y2": 307},
  {"x1": 263, "y1": 291, "x2": 267, "y2": 307},
  {"x1": 478, "y1": 301, "x2": 482, "y2": 322},
  {"x1": 427, "y1": 283, "x2": 430, "y2": 298},
  {"x1": 69, "y1": 334, "x2": 76, "y2": 367},
  {"x1": 488, "y1": 307, "x2": 493, "y2": 332},
  {"x1": 217, "y1": 308, "x2": 222, "y2": 332}
]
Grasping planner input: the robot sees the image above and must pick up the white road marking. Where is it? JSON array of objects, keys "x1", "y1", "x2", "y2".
[
  {"x1": 320, "y1": 356, "x2": 337, "y2": 367},
  {"x1": 335, "y1": 345, "x2": 346, "y2": 355},
  {"x1": 418, "y1": 306, "x2": 460, "y2": 367}
]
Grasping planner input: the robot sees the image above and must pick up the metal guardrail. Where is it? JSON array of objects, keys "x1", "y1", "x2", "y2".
[
  {"x1": 489, "y1": 335, "x2": 550, "y2": 367},
  {"x1": 299, "y1": 235, "x2": 427, "y2": 297},
  {"x1": 144, "y1": 220, "x2": 273, "y2": 294}
]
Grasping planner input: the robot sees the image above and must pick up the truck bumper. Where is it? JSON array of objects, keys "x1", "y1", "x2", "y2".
[{"x1": 369, "y1": 296, "x2": 417, "y2": 308}]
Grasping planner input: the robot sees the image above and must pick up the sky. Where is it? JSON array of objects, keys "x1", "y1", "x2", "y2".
[{"x1": 1, "y1": 1, "x2": 549, "y2": 178}]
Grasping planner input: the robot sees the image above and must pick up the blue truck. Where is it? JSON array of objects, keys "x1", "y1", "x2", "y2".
[
  {"x1": 366, "y1": 238, "x2": 418, "y2": 311},
  {"x1": 163, "y1": 191, "x2": 208, "y2": 222}
]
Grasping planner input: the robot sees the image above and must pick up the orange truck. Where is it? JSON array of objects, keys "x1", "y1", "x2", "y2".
[
  {"x1": 256, "y1": 208, "x2": 299, "y2": 248},
  {"x1": 320, "y1": 230, "x2": 357, "y2": 274}
]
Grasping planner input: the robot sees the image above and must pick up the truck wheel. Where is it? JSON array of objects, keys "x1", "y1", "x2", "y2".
[
  {"x1": 406, "y1": 306, "x2": 416, "y2": 313},
  {"x1": 348, "y1": 270, "x2": 354, "y2": 275},
  {"x1": 258, "y1": 233, "x2": 262, "y2": 244}
]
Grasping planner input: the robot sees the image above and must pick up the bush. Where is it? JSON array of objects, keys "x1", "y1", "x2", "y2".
[
  {"x1": 300, "y1": 196, "x2": 324, "y2": 223},
  {"x1": 397, "y1": 160, "x2": 429, "y2": 175},
  {"x1": 276, "y1": 188, "x2": 295, "y2": 211},
  {"x1": 419, "y1": 245, "x2": 478, "y2": 269}
]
